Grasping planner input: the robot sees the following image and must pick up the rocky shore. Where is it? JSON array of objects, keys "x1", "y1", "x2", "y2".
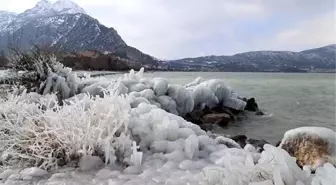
[{"x1": 185, "y1": 97, "x2": 263, "y2": 130}]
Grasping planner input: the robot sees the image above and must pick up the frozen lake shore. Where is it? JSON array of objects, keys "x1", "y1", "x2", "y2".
[{"x1": 0, "y1": 59, "x2": 335, "y2": 184}]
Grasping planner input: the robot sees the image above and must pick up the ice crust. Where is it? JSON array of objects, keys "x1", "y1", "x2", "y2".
[{"x1": 0, "y1": 68, "x2": 334, "y2": 185}]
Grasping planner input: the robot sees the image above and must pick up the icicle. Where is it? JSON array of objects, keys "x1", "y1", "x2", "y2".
[{"x1": 130, "y1": 141, "x2": 143, "y2": 167}]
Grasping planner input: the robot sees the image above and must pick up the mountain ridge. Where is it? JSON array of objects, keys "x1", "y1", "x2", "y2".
[
  {"x1": 0, "y1": 0, "x2": 158, "y2": 68},
  {"x1": 163, "y1": 44, "x2": 335, "y2": 72}
]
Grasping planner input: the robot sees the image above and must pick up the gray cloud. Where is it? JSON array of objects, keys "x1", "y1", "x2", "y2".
[{"x1": 79, "y1": 0, "x2": 335, "y2": 59}]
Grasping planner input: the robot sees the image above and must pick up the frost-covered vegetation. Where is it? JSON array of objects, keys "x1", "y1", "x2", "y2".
[
  {"x1": 7, "y1": 50, "x2": 78, "y2": 101},
  {"x1": 0, "y1": 55, "x2": 335, "y2": 185}
]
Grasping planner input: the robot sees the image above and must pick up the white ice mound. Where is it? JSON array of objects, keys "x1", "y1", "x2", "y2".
[
  {"x1": 279, "y1": 127, "x2": 336, "y2": 171},
  {"x1": 74, "y1": 68, "x2": 248, "y2": 117},
  {"x1": 185, "y1": 76, "x2": 205, "y2": 88},
  {"x1": 192, "y1": 83, "x2": 219, "y2": 109},
  {"x1": 20, "y1": 167, "x2": 48, "y2": 177},
  {"x1": 153, "y1": 77, "x2": 168, "y2": 96},
  {"x1": 311, "y1": 163, "x2": 336, "y2": 185},
  {"x1": 167, "y1": 84, "x2": 194, "y2": 116},
  {"x1": 185, "y1": 78, "x2": 246, "y2": 110},
  {"x1": 280, "y1": 127, "x2": 336, "y2": 150}
]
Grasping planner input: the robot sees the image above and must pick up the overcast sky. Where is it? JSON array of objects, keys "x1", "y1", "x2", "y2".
[{"x1": 1, "y1": 0, "x2": 335, "y2": 59}]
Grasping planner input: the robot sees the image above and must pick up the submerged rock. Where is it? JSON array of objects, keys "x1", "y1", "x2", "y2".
[
  {"x1": 244, "y1": 97, "x2": 259, "y2": 112},
  {"x1": 185, "y1": 109, "x2": 205, "y2": 125},
  {"x1": 230, "y1": 135, "x2": 248, "y2": 148},
  {"x1": 230, "y1": 135, "x2": 269, "y2": 152},
  {"x1": 184, "y1": 106, "x2": 245, "y2": 130},
  {"x1": 201, "y1": 113, "x2": 231, "y2": 127},
  {"x1": 255, "y1": 111, "x2": 265, "y2": 116},
  {"x1": 275, "y1": 140, "x2": 282, "y2": 147},
  {"x1": 279, "y1": 127, "x2": 336, "y2": 171},
  {"x1": 247, "y1": 138, "x2": 269, "y2": 152}
]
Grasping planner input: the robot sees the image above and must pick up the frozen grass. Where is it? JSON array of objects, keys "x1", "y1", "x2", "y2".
[{"x1": 0, "y1": 88, "x2": 132, "y2": 170}]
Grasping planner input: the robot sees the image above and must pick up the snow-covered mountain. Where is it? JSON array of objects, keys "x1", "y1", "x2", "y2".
[
  {"x1": 0, "y1": 0, "x2": 157, "y2": 67},
  {"x1": 0, "y1": 11, "x2": 17, "y2": 33},
  {"x1": 165, "y1": 45, "x2": 336, "y2": 72},
  {"x1": 52, "y1": 0, "x2": 86, "y2": 14}
]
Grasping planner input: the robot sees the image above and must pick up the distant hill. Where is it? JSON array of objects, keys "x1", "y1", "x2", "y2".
[
  {"x1": 58, "y1": 51, "x2": 142, "y2": 71},
  {"x1": 162, "y1": 45, "x2": 336, "y2": 72}
]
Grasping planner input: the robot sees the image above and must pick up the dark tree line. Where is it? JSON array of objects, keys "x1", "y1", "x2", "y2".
[{"x1": 0, "y1": 50, "x2": 8, "y2": 68}]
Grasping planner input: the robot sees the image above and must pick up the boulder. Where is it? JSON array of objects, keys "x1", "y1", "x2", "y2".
[
  {"x1": 247, "y1": 138, "x2": 269, "y2": 152},
  {"x1": 230, "y1": 135, "x2": 247, "y2": 148},
  {"x1": 185, "y1": 109, "x2": 205, "y2": 125},
  {"x1": 199, "y1": 124, "x2": 214, "y2": 131},
  {"x1": 244, "y1": 97, "x2": 259, "y2": 112},
  {"x1": 230, "y1": 135, "x2": 269, "y2": 152},
  {"x1": 279, "y1": 127, "x2": 336, "y2": 171},
  {"x1": 255, "y1": 111, "x2": 265, "y2": 116},
  {"x1": 275, "y1": 140, "x2": 282, "y2": 147},
  {"x1": 211, "y1": 107, "x2": 238, "y2": 120},
  {"x1": 202, "y1": 106, "x2": 215, "y2": 114},
  {"x1": 201, "y1": 113, "x2": 232, "y2": 127}
]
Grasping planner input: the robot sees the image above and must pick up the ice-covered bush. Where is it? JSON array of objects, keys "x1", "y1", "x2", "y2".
[
  {"x1": 0, "y1": 88, "x2": 132, "y2": 170},
  {"x1": 8, "y1": 50, "x2": 78, "y2": 101}
]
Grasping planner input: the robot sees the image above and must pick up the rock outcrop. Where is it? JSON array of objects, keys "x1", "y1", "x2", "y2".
[
  {"x1": 244, "y1": 97, "x2": 259, "y2": 112},
  {"x1": 185, "y1": 106, "x2": 236, "y2": 129},
  {"x1": 184, "y1": 97, "x2": 262, "y2": 130}
]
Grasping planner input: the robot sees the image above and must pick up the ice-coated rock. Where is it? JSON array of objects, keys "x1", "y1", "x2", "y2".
[
  {"x1": 139, "y1": 89, "x2": 155, "y2": 100},
  {"x1": 157, "y1": 95, "x2": 178, "y2": 115},
  {"x1": 95, "y1": 169, "x2": 113, "y2": 180},
  {"x1": 151, "y1": 140, "x2": 169, "y2": 153},
  {"x1": 49, "y1": 172, "x2": 69, "y2": 180},
  {"x1": 0, "y1": 169, "x2": 19, "y2": 181},
  {"x1": 192, "y1": 84, "x2": 218, "y2": 109},
  {"x1": 167, "y1": 84, "x2": 194, "y2": 116},
  {"x1": 153, "y1": 78, "x2": 168, "y2": 96},
  {"x1": 165, "y1": 150, "x2": 186, "y2": 162},
  {"x1": 178, "y1": 128, "x2": 196, "y2": 139},
  {"x1": 128, "y1": 83, "x2": 148, "y2": 92},
  {"x1": 248, "y1": 180, "x2": 273, "y2": 185},
  {"x1": 123, "y1": 166, "x2": 142, "y2": 174},
  {"x1": 20, "y1": 167, "x2": 48, "y2": 177},
  {"x1": 279, "y1": 127, "x2": 336, "y2": 170},
  {"x1": 185, "y1": 77, "x2": 205, "y2": 88},
  {"x1": 79, "y1": 156, "x2": 103, "y2": 171},
  {"x1": 184, "y1": 134, "x2": 199, "y2": 159},
  {"x1": 130, "y1": 97, "x2": 151, "y2": 108}
]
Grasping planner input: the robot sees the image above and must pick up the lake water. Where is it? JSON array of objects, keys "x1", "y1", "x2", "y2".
[
  {"x1": 1, "y1": 70, "x2": 335, "y2": 144},
  {"x1": 108, "y1": 72, "x2": 336, "y2": 144}
]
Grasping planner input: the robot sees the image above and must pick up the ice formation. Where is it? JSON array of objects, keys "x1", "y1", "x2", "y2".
[
  {"x1": 0, "y1": 68, "x2": 335, "y2": 185},
  {"x1": 279, "y1": 127, "x2": 336, "y2": 171}
]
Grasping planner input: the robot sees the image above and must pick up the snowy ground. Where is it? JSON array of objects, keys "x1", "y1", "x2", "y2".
[{"x1": 0, "y1": 68, "x2": 335, "y2": 185}]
